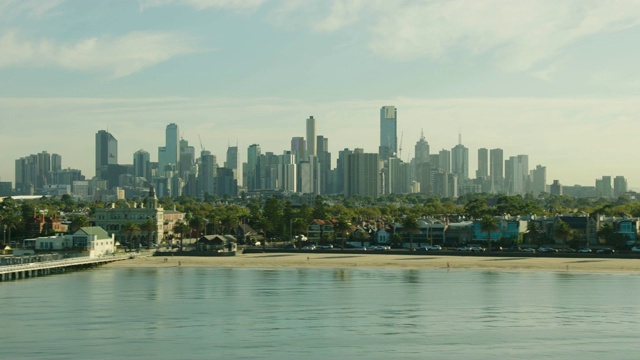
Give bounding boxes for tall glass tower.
[379,106,397,160]
[95,130,118,179]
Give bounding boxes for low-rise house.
[394,218,447,247]
[472,215,528,243]
[555,214,597,245]
[445,221,474,245]
[196,235,237,252]
[235,223,262,244]
[22,226,115,258]
[307,219,334,244]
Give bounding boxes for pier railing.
[0,254,141,275]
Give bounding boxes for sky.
[2,0,640,188]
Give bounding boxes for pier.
[0,254,137,281]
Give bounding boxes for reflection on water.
[1,268,640,360]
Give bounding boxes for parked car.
[317,244,334,250]
[426,245,442,251]
[522,248,536,253]
[578,247,592,253]
[301,245,316,250]
[538,246,558,253]
[596,248,615,254]
[632,246,640,253]
[468,245,486,252]
[456,246,470,251]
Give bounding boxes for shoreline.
[103,253,640,274]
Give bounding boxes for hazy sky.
[2,0,640,188]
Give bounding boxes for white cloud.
[0,0,65,19]
[368,0,640,72]
[139,0,264,12]
[0,31,200,78]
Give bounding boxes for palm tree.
[554,220,573,249]
[334,217,351,250]
[480,215,499,251]
[140,218,156,249]
[1,212,21,246]
[401,216,420,250]
[173,221,189,251]
[121,221,140,252]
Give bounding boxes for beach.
[104,252,640,273]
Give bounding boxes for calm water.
[2,266,640,359]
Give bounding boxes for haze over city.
[2,0,640,188]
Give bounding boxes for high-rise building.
[246,144,261,191]
[199,150,216,197]
[316,135,331,194]
[179,139,196,178]
[614,176,628,198]
[291,137,306,163]
[414,130,430,165]
[306,116,316,160]
[95,130,118,179]
[489,148,503,192]
[379,106,397,160]
[599,176,612,199]
[451,136,469,182]
[225,145,239,184]
[550,180,563,196]
[530,165,547,195]
[438,149,451,174]
[476,148,488,179]
[505,155,529,195]
[51,154,62,172]
[159,123,180,173]
[133,149,151,182]
[344,149,380,197]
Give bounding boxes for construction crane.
[198,134,205,152]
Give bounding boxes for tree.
[121,221,140,252]
[480,215,499,250]
[401,216,420,250]
[69,215,89,233]
[1,212,21,245]
[334,217,351,250]
[189,216,206,239]
[464,198,488,220]
[553,220,574,249]
[140,218,157,248]
[172,221,189,251]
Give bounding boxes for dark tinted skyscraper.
[95,130,118,179]
[379,106,397,160]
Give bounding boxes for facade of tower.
[614,176,628,197]
[379,106,397,160]
[95,130,118,179]
[133,149,151,182]
[530,165,547,195]
[476,148,488,179]
[489,148,504,192]
[290,137,306,163]
[451,143,469,182]
[159,123,180,173]
[344,149,380,197]
[414,130,430,165]
[306,116,316,160]
[246,144,261,191]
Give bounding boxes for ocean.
[2,266,639,359]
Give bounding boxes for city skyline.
[2,1,640,187]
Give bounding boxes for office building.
[379,106,397,160]
[95,130,118,179]
[306,116,316,160]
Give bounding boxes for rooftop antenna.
[198,134,205,152]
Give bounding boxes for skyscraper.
[246,144,261,191]
[95,130,118,179]
[614,176,628,197]
[489,148,503,192]
[306,116,316,160]
[379,106,397,160]
[225,145,239,181]
[530,165,547,195]
[476,148,488,179]
[344,149,381,197]
[451,135,469,182]
[159,123,180,173]
[290,137,305,163]
[133,149,151,182]
[414,130,430,165]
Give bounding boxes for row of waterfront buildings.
[2,106,632,200]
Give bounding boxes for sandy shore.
[104,252,640,273]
